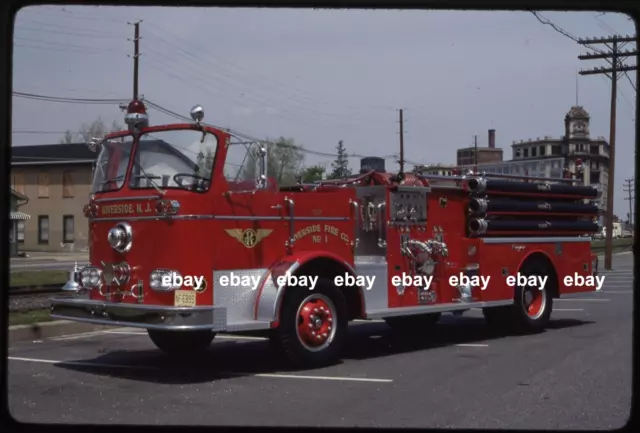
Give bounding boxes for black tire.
[271,278,348,368]
[483,259,554,334]
[511,259,554,333]
[384,312,441,332]
[147,329,216,355]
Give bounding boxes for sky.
[11,6,637,216]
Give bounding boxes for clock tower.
[564,105,590,139]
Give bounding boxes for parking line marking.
[556,298,610,302]
[252,373,392,382]
[103,331,267,341]
[103,331,146,335]
[456,343,488,347]
[7,357,392,383]
[553,308,584,312]
[600,291,632,294]
[49,330,112,341]
[353,319,385,323]
[218,335,267,341]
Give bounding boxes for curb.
[8,320,117,345]
[9,250,632,345]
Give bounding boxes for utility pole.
[623,177,634,228]
[398,109,405,173]
[128,20,143,100]
[578,34,637,269]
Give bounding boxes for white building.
[462,106,609,220]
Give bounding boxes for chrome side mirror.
[87,137,103,152]
[190,105,204,124]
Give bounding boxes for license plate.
[174,290,196,307]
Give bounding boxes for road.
[8,252,632,428]
[10,260,88,272]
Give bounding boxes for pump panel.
[389,186,429,227]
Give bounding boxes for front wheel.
[148,329,216,355]
[271,278,348,368]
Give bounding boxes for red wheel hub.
[297,297,334,349]
[524,288,544,318]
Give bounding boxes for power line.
[12,130,68,134]
[10,90,425,166]
[578,34,637,270]
[530,11,637,93]
[12,91,128,103]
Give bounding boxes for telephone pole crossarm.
[579,64,637,75]
[578,35,638,44]
[578,49,638,61]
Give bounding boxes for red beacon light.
[124,99,149,134]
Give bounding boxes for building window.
[63,215,75,243]
[523,149,529,157]
[515,149,521,158]
[38,215,49,244]
[37,173,50,198]
[540,146,545,155]
[62,171,74,198]
[13,173,26,195]
[16,221,25,243]
[531,147,537,157]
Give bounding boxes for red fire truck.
[50,99,600,367]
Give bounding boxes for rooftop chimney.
[488,129,496,148]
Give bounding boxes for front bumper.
[49,296,227,331]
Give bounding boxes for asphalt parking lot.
[8,253,633,428]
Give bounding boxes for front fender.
[253,250,357,324]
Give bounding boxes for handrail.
[315,170,376,188]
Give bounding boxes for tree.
[59,117,124,144]
[329,140,351,179]
[239,137,305,185]
[196,147,215,178]
[299,165,325,183]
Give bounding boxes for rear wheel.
[272,278,348,368]
[483,258,554,333]
[148,329,216,355]
[512,260,553,333]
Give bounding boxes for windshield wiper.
[131,159,166,196]
[101,175,124,185]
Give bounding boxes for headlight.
[107,222,133,253]
[149,269,182,291]
[80,266,102,288]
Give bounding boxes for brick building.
[456,129,504,166]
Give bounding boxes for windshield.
[130,129,218,192]
[91,136,134,193]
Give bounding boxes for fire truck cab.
[50,100,600,367]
